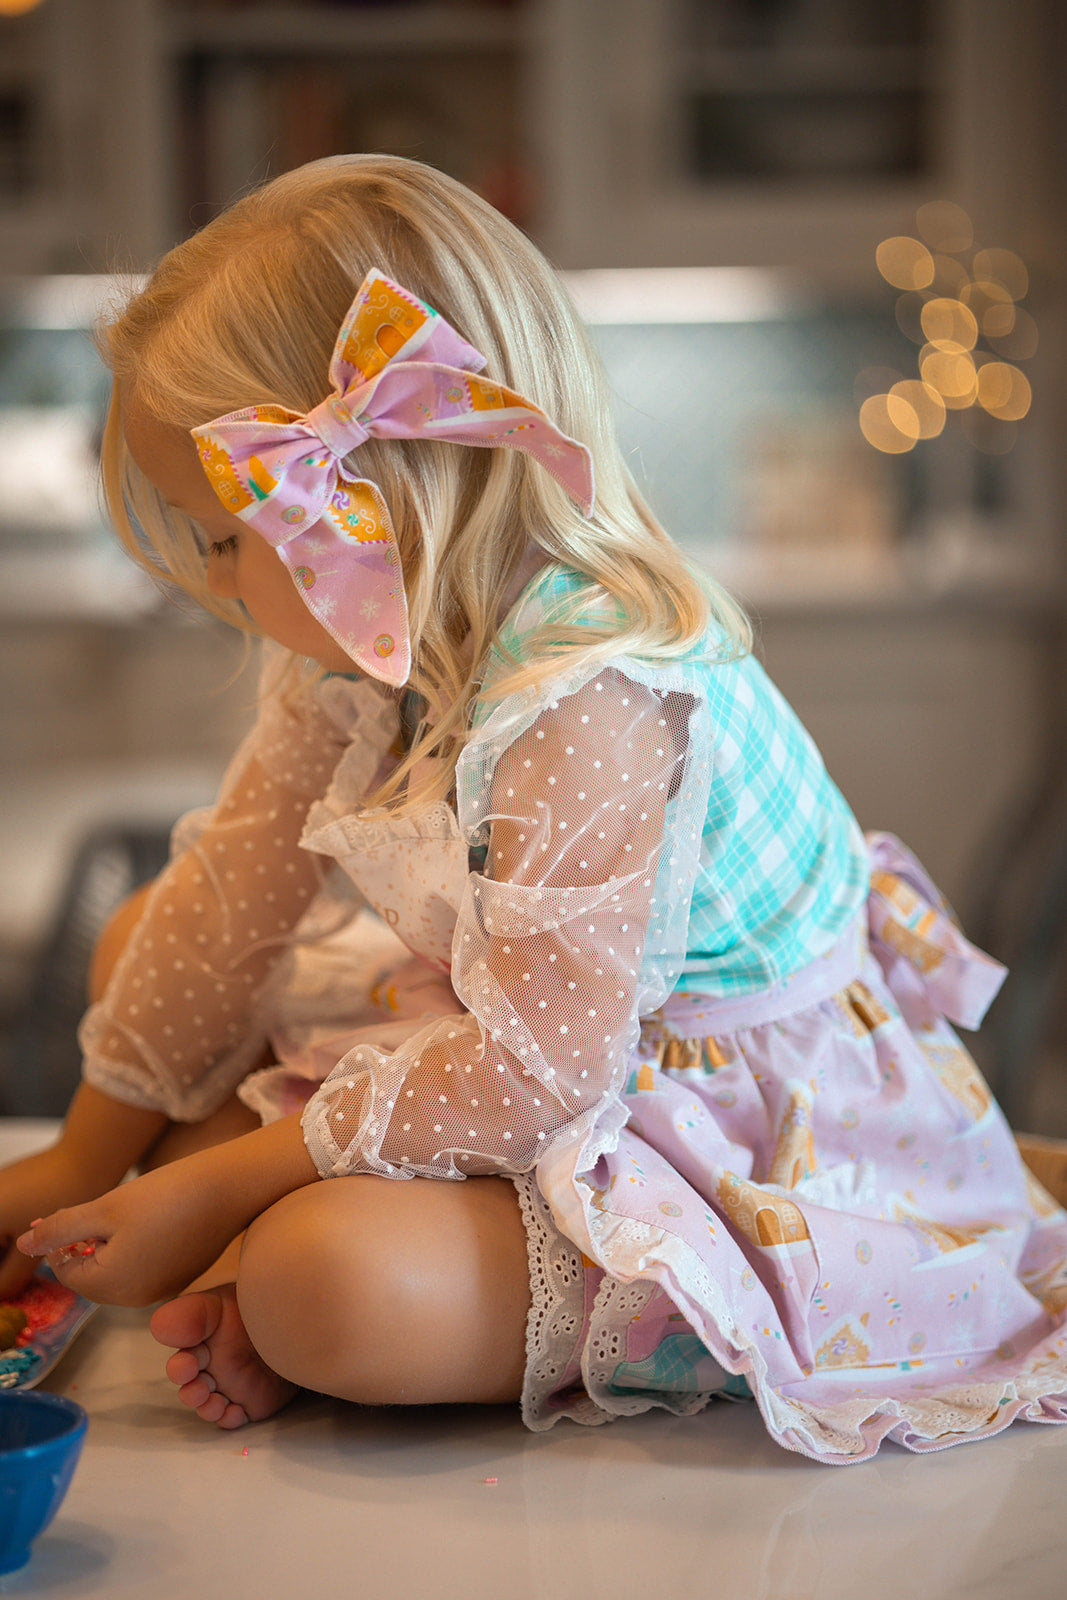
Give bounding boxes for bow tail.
[274,478,411,685]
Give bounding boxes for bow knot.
[305,392,373,458]
[193,270,594,685]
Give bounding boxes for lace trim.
[302,799,463,857]
[513,1174,610,1431]
[773,1372,1067,1463]
[579,1198,1067,1458]
[513,1175,729,1431]
[584,1275,723,1421]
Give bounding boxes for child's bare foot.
[149,1283,297,1429]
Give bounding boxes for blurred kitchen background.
[1,0,1065,1129]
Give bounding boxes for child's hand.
[0,1146,102,1298]
[15,1160,243,1307]
[0,1087,170,1298]
[15,1114,318,1307]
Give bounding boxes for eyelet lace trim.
[513,1173,608,1431]
[514,1174,725,1431]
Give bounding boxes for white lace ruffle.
[513,1173,608,1431]
[514,1173,724,1430]
[302,799,464,859]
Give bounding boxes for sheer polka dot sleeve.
[80,648,399,1121]
[301,668,706,1179]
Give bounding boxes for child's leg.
[88,880,155,1002]
[150,1173,531,1426]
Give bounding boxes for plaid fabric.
[681,639,868,992]
[489,564,868,998]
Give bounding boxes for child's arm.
[80,751,329,1113]
[0,721,325,1296]
[0,656,396,1293]
[81,653,398,1124]
[300,667,704,1180]
[16,1112,318,1307]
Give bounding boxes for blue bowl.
[0,1392,87,1574]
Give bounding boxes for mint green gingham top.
[471,563,869,1000]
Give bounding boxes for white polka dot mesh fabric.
[300,667,710,1179]
[80,648,399,1120]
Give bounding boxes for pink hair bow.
[192,269,594,685]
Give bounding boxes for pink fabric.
[526,836,1067,1459]
[192,270,594,684]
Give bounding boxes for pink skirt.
[520,835,1067,1461]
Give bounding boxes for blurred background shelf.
[166,2,535,51]
[0,1,1059,284]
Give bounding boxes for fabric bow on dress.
[192,269,595,685]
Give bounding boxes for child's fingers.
[16,1213,106,1299]
[37,1246,105,1302]
[15,1207,105,1261]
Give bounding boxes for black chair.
[0,823,172,1119]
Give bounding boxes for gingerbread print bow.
[192,270,595,685]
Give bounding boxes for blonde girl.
[5,155,1067,1461]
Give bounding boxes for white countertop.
[5,1118,1067,1600]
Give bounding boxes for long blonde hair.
[100,154,750,809]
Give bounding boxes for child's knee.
[235,1177,528,1405]
[236,1181,407,1399]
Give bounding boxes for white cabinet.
[1,0,544,273]
[1,1,1060,282]
[540,0,1061,284]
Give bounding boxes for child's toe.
[164,1345,206,1386]
[150,1289,224,1352]
[194,1389,230,1425]
[216,1401,249,1430]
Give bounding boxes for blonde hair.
[100,153,750,809]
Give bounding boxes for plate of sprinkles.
[0,1268,98,1389]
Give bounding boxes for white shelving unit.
[0,0,543,274]
[1,1,1058,282]
[538,0,1062,285]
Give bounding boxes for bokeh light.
[981,300,1016,339]
[986,306,1038,361]
[889,379,946,439]
[927,254,972,299]
[920,297,979,352]
[916,201,974,253]
[960,277,1014,331]
[976,361,1031,421]
[919,347,978,408]
[859,394,919,453]
[972,247,1028,301]
[863,205,1034,456]
[875,237,935,291]
[931,253,970,296]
